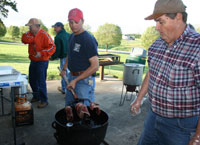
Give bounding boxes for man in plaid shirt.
[131,0,200,144]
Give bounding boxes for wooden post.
[100,66,104,80]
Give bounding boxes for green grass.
[97,39,148,80]
[0,39,148,80]
[98,52,148,80]
[0,36,21,43]
[0,43,61,80]
[99,39,144,52]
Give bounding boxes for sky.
[2,0,200,34]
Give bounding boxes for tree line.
[1,0,200,51]
[1,20,200,51]
[0,20,141,50]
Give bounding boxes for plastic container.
[130,98,143,116]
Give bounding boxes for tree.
[141,26,160,49]
[64,23,72,34]
[95,23,122,51]
[83,24,93,34]
[19,26,28,36]
[0,0,18,20]
[0,19,6,37]
[49,27,56,37]
[125,33,141,39]
[39,20,48,32]
[133,33,141,39]
[7,25,19,38]
[197,27,200,33]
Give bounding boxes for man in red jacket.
[22,18,56,108]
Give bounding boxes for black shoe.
[58,87,65,94]
[37,102,48,108]
[30,98,40,103]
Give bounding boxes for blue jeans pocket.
[177,116,198,132]
[79,77,89,85]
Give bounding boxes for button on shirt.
[148,25,200,118]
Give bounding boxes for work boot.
[30,98,40,103]
[57,86,65,94]
[37,102,48,108]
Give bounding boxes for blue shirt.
[68,31,98,72]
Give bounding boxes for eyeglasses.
[28,24,40,28]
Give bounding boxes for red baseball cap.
[68,8,83,22]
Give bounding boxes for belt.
[70,72,84,76]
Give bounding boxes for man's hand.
[34,52,41,58]
[67,79,77,90]
[188,135,200,145]
[60,69,66,77]
[130,99,142,115]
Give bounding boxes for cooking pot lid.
[66,122,73,127]
[124,63,144,67]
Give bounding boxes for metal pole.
[11,87,25,145]
[11,87,17,145]
[0,88,4,115]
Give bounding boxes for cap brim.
[145,13,164,20]
[25,23,32,26]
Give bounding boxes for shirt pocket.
[168,65,195,88]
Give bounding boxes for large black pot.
[52,107,109,145]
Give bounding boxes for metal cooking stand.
[119,63,145,106]
[119,84,140,106]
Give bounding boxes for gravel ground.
[0,75,149,145]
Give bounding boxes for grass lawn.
[98,39,143,52]
[0,36,21,43]
[112,39,144,51]
[0,40,148,80]
[0,43,61,80]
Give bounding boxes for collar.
[179,24,190,40]
[160,25,190,47]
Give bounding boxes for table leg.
[0,88,11,117]
[100,66,104,81]
[11,87,25,145]
[0,88,4,115]
[11,87,17,145]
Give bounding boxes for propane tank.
[15,94,32,111]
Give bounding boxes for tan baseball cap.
[145,0,186,20]
[25,18,40,26]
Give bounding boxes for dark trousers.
[29,61,49,103]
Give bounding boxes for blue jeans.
[90,76,95,102]
[29,61,49,103]
[137,109,198,145]
[60,58,69,92]
[65,73,94,106]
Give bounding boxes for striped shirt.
[148,25,200,118]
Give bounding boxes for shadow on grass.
[0,54,59,64]
[0,40,11,43]
[0,54,30,63]
[105,64,124,71]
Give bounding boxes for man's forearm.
[62,57,68,70]
[74,56,99,82]
[76,64,98,82]
[137,71,149,102]
[188,118,200,145]
[194,119,200,137]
